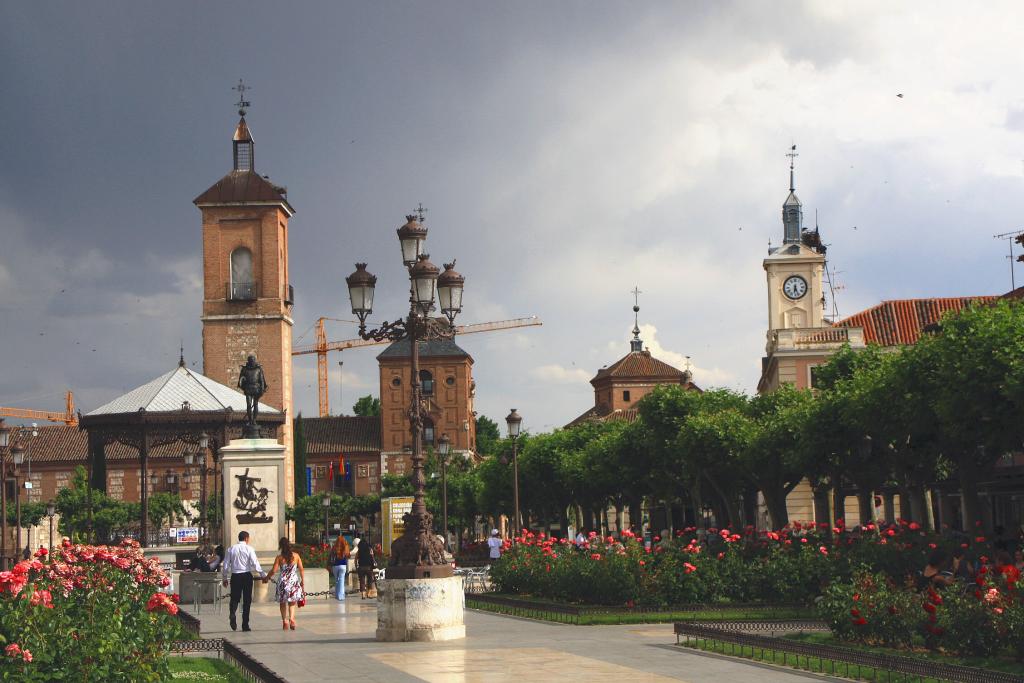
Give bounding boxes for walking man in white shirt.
[222,530,266,631]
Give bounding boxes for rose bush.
[490,520,997,608]
[820,567,1022,657]
[0,540,182,682]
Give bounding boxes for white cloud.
[530,364,591,385]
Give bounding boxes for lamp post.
[0,422,37,570]
[322,494,331,545]
[505,409,522,541]
[184,433,215,546]
[11,445,25,562]
[344,212,465,579]
[438,434,450,548]
[46,501,55,552]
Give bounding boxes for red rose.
[923,602,936,613]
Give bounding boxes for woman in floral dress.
[265,537,305,630]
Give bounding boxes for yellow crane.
[293,317,542,416]
[0,390,77,426]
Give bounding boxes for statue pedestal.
[376,576,466,642]
[220,438,287,563]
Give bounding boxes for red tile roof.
[10,426,193,464]
[835,297,997,346]
[301,416,380,455]
[592,350,688,384]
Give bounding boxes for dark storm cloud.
[2,1,1023,428]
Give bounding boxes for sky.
[2,1,1023,433]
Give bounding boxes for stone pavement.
[184,596,832,682]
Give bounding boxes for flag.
[328,460,334,482]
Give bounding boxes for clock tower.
[758,147,863,393]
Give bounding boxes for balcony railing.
[227,282,258,301]
[768,326,865,354]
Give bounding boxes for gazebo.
[79,358,283,547]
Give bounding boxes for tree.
[294,415,308,500]
[6,501,47,529]
[353,395,381,417]
[475,415,501,455]
[744,385,814,527]
[147,492,187,535]
[55,466,131,543]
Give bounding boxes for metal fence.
[674,622,1024,683]
[171,611,291,682]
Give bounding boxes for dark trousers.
[358,567,375,592]
[229,572,254,627]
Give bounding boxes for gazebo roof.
[86,365,279,417]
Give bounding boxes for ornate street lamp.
[438,434,451,548]
[344,212,464,579]
[0,423,36,569]
[10,445,25,563]
[505,409,522,541]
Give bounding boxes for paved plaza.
[183,597,833,682]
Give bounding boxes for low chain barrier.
[674,622,1024,683]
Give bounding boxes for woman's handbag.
[297,598,306,608]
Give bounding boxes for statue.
[237,355,267,438]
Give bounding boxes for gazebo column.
[140,430,149,548]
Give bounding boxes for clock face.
[783,275,808,300]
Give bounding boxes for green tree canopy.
[352,395,381,417]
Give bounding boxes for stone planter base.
[376,575,466,642]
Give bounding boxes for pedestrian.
[265,537,305,631]
[221,530,265,632]
[487,529,502,561]
[574,530,586,549]
[330,535,350,600]
[918,549,954,590]
[356,536,376,599]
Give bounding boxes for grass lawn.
[784,632,1024,676]
[168,656,247,682]
[467,594,815,625]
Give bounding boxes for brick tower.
[378,338,477,475]
[194,108,296,506]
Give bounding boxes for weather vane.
[631,286,642,309]
[413,202,428,222]
[233,78,252,116]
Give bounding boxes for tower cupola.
[233,116,254,171]
[630,287,643,353]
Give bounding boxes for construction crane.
[293,316,543,417]
[0,390,77,426]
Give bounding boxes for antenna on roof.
[179,341,186,368]
[994,229,1024,290]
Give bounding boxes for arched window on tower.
[420,370,434,396]
[422,417,435,447]
[229,247,255,300]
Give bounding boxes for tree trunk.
[958,458,985,533]
[813,487,831,530]
[763,488,790,529]
[857,490,874,525]
[908,485,929,529]
[883,493,895,523]
[832,486,847,525]
[744,487,759,528]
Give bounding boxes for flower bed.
[0,540,182,682]
[819,568,1024,659]
[489,521,994,608]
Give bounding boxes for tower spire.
[630,286,643,353]
[232,79,254,171]
[782,144,803,244]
